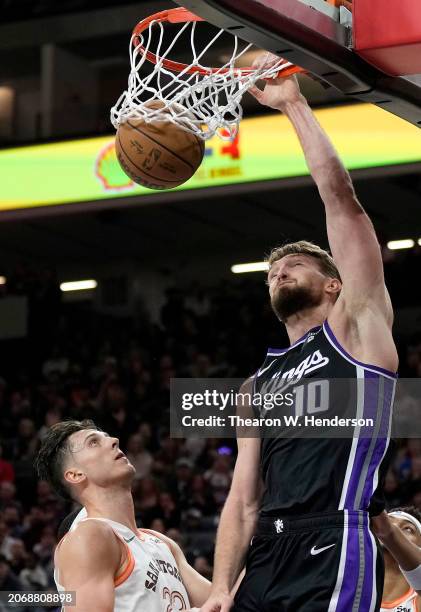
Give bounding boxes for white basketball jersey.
[381,588,418,612]
[54,511,190,612]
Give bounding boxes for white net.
[110,15,296,141]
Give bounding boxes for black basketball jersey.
[253,321,397,517]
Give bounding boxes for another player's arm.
[56,521,121,612]
[372,513,421,595]
[142,529,211,607]
[250,75,393,326]
[202,380,263,612]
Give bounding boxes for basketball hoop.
[110,7,304,141]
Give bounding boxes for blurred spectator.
[0,553,24,594]
[126,433,153,480]
[173,458,194,510]
[204,455,233,509]
[19,551,48,591]
[33,527,56,566]
[42,346,69,379]
[0,443,14,483]
[149,518,166,533]
[0,520,18,560]
[35,481,55,508]
[189,474,216,516]
[0,482,22,514]
[193,556,213,580]
[21,507,48,550]
[133,477,161,526]
[38,409,63,441]
[11,419,39,508]
[187,353,213,378]
[156,492,181,528]
[9,539,28,575]
[3,506,23,538]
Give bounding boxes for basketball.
[115,101,205,190]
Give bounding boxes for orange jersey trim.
[114,542,135,587]
[381,587,416,609]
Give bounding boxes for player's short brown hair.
[267,240,341,281]
[35,420,101,500]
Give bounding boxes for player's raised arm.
[55,521,121,612]
[249,71,392,325]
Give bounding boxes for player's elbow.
[318,165,358,207]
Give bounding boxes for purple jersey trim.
[323,320,397,379]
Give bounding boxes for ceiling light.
[231,262,269,274]
[387,239,415,250]
[60,280,98,292]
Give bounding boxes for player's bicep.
[326,203,390,316]
[58,525,119,612]
[63,571,115,612]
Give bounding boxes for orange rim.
[132,6,304,77]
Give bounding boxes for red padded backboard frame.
[354,0,421,76]
[176,0,421,128]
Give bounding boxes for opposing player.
[372,507,421,610]
[35,420,210,612]
[201,70,398,611]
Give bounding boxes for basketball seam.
[117,134,186,184]
[193,133,205,156]
[127,121,197,171]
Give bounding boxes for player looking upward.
[372,507,421,611]
[35,420,209,612]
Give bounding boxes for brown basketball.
[115,101,205,190]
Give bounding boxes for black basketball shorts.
[232,511,384,612]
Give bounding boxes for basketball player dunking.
[201,70,399,611]
[35,420,209,612]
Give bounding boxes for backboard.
[175,0,421,128]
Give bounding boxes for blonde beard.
[271,284,321,321]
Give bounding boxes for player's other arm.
[372,513,421,595]
[250,74,392,325]
[142,529,211,607]
[56,521,121,612]
[201,380,263,612]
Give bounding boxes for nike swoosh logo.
[123,535,136,543]
[310,544,335,556]
[257,360,276,377]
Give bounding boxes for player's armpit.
[56,520,121,612]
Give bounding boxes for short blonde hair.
[267,240,341,281]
